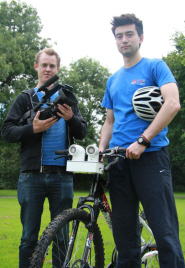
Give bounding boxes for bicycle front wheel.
[30,208,105,268]
[140,211,159,268]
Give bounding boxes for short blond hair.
[35,48,61,67]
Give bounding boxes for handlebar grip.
[117,147,126,153]
[104,159,117,172]
[102,148,111,154]
[55,149,69,155]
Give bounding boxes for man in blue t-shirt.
[2,48,87,268]
[99,14,185,268]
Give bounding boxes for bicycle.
[30,144,159,268]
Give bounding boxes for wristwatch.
[137,136,151,148]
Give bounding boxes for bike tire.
[30,208,105,268]
[140,211,159,268]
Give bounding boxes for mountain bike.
[30,144,159,268]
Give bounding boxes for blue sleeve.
[152,60,176,88]
[101,77,113,109]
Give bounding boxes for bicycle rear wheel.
[140,211,159,268]
[30,208,104,268]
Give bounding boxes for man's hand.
[33,111,58,133]
[126,141,146,160]
[57,104,73,121]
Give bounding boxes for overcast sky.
[13,0,185,73]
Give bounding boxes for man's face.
[34,52,59,86]
[115,24,143,58]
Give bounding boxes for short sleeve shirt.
[102,57,177,151]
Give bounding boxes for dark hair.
[111,13,143,37]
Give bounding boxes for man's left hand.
[57,104,73,121]
[126,141,146,160]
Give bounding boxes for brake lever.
[104,157,119,172]
[102,150,115,158]
[103,153,125,159]
[116,154,125,158]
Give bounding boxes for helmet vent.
[132,86,164,122]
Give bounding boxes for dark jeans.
[109,147,185,268]
[17,171,73,268]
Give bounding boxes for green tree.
[0,0,49,119]
[58,58,111,190]
[163,30,185,191]
[0,0,50,189]
[59,57,111,147]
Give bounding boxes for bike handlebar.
[102,146,126,155]
[55,146,126,158]
[54,146,126,173]
[55,149,69,155]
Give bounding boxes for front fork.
[83,232,94,266]
[64,175,109,267]
[63,219,80,267]
[63,202,99,268]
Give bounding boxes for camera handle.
[37,74,59,93]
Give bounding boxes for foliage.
[163,30,185,190]
[59,57,111,147]
[0,0,50,189]
[0,0,50,119]
[0,144,20,189]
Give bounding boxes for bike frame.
[64,172,158,267]
[61,173,113,267]
[54,144,158,267]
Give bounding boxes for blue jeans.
[17,171,73,268]
[109,147,185,268]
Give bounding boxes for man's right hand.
[33,111,58,133]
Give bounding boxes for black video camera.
[19,75,78,125]
[39,83,78,120]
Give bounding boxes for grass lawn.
[0,190,185,267]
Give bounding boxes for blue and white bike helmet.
[132,86,164,122]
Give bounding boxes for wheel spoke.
[140,212,159,268]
